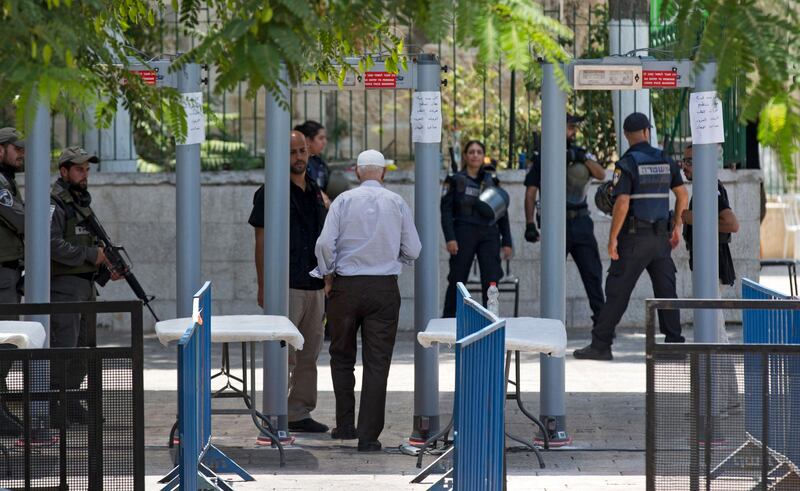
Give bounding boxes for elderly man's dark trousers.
[327,275,400,442]
[591,231,683,348]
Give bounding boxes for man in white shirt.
[312,149,421,452]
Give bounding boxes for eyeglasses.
[682,158,693,166]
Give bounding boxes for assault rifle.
[80,211,160,322]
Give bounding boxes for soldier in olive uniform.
[0,128,25,436]
[49,147,114,425]
[0,128,25,306]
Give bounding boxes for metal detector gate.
[537,57,719,443]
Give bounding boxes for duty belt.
[624,217,671,235]
[566,208,590,220]
[0,260,22,270]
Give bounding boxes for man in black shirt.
[249,131,329,435]
[524,115,607,324]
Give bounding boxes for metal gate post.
[691,62,720,343]
[411,53,442,443]
[262,65,291,438]
[539,63,570,444]
[175,62,203,319]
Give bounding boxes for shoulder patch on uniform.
[612,168,622,186]
[0,189,13,207]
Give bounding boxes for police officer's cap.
[623,112,652,133]
[567,114,584,125]
[0,128,24,148]
[58,146,99,167]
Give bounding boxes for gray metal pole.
[410,53,441,443]
[263,65,290,438]
[539,63,569,442]
[691,61,720,343]
[25,99,51,340]
[175,62,202,319]
[25,97,51,425]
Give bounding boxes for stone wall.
[28,168,762,332]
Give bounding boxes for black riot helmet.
[594,181,616,215]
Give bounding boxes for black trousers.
[50,276,95,391]
[443,223,503,317]
[327,275,400,442]
[591,231,683,348]
[566,215,605,321]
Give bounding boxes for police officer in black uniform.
[441,140,512,317]
[680,144,738,288]
[574,113,689,360]
[524,115,606,323]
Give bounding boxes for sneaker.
[331,424,358,440]
[288,418,329,433]
[357,440,382,452]
[256,432,295,446]
[573,344,613,360]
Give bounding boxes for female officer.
[441,140,513,317]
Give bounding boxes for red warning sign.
[364,71,397,89]
[642,70,678,88]
[131,70,157,86]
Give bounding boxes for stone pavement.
[140,326,695,490]
[141,269,793,489]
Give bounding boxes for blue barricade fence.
[160,282,252,490]
[452,282,506,491]
[742,278,800,467]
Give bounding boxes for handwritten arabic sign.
[178,92,205,146]
[411,91,441,143]
[689,91,725,145]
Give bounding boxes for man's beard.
[290,161,306,175]
[69,180,88,192]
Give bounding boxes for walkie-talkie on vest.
[77,211,160,322]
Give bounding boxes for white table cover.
[0,321,47,349]
[417,317,566,358]
[155,314,304,350]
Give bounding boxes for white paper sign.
[411,91,442,143]
[689,91,725,144]
[178,92,205,146]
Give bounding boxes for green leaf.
[42,44,52,65]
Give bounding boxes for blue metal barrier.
[160,282,252,490]
[742,278,800,467]
[452,283,506,491]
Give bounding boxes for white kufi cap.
[356,149,386,167]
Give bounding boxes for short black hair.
[293,120,325,139]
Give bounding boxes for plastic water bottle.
[487,282,500,316]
